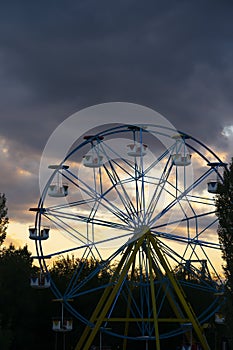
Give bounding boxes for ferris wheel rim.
[30,123,226,343]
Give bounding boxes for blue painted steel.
[30,124,226,342]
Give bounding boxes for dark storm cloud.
[1,0,233,228]
[1,0,233,136]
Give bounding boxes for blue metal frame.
[30,124,226,343]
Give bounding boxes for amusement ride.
[29,123,227,350]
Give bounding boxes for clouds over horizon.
[0,0,233,233]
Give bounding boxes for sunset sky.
[1,1,233,258]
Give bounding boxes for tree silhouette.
[0,193,8,246]
[216,158,233,344]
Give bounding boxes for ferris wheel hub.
[133,225,150,239]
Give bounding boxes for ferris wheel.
[29,124,226,350]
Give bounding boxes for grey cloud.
[1,1,233,108]
[0,0,233,228]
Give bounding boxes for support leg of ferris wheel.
[149,233,210,350]
[75,230,210,350]
[122,239,160,350]
[75,238,142,350]
[122,253,136,350]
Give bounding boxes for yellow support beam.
[75,241,135,349]
[123,254,136,350]
[101,317,191,322]
[74,231,211,350]
[147,248,186,322]
[149,233,210,350]
[75,236,145,350]
[147,235,160,350]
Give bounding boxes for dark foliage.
[216,160,233,289]
[0,245,230,349]
[0,193,8,246]
[215,158,233,346]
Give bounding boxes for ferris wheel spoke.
[64,169,104,204]
[134,164,141,221]
[159,194,201,241]
[102,161,139,223]
[43,213,94,245]
[143,145,174,176]
[47,195,131,227]
[45,209,132,231]
[98,139,137,176]
[151,209,217,231]
[185,194,216,207]
[66,163,131,225]
[62,169,98,199]
[63,254,93,298]
[146,162,174,222]
[150,239,183,266]
[65,168,134,225]
[34,229,134,261]
[132,164,148,225]
[66,260,113,298]
[93,195,132,225]
[148,167,215,227]
[138,161,147,224]
[111,164,143,222]
[191,217,219,242]
[45,197,102,212]
[67,245,127,297]
[150,229,220,249]
[143,149,174,221]
[82,165,140,225]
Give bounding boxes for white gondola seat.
[83,154,104,168]
[181,346,191,350]
[29,227,49,240]
[30,274,50,289]
[41,227,50,239]
[48,184,68,197]
[207,181,219,194]
[52,318,73,332]
[29,227,37,240]
[172,153,191,166]
[63,318,73,331]
[215,312,225,324]
[52,319,61,331]
[127,144,147,157]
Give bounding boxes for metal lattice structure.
[29,124,226,349]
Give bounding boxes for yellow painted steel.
[75,236,144,350]
[149,233,210,350]
[75,241,135,349]
[148,252,186,322]
[147,235,160,350]
[123,255,136,350]
[101,317,191,322]
[74,231,211,350]
[144,231,191,337]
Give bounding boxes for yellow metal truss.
[75,231,210,350]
